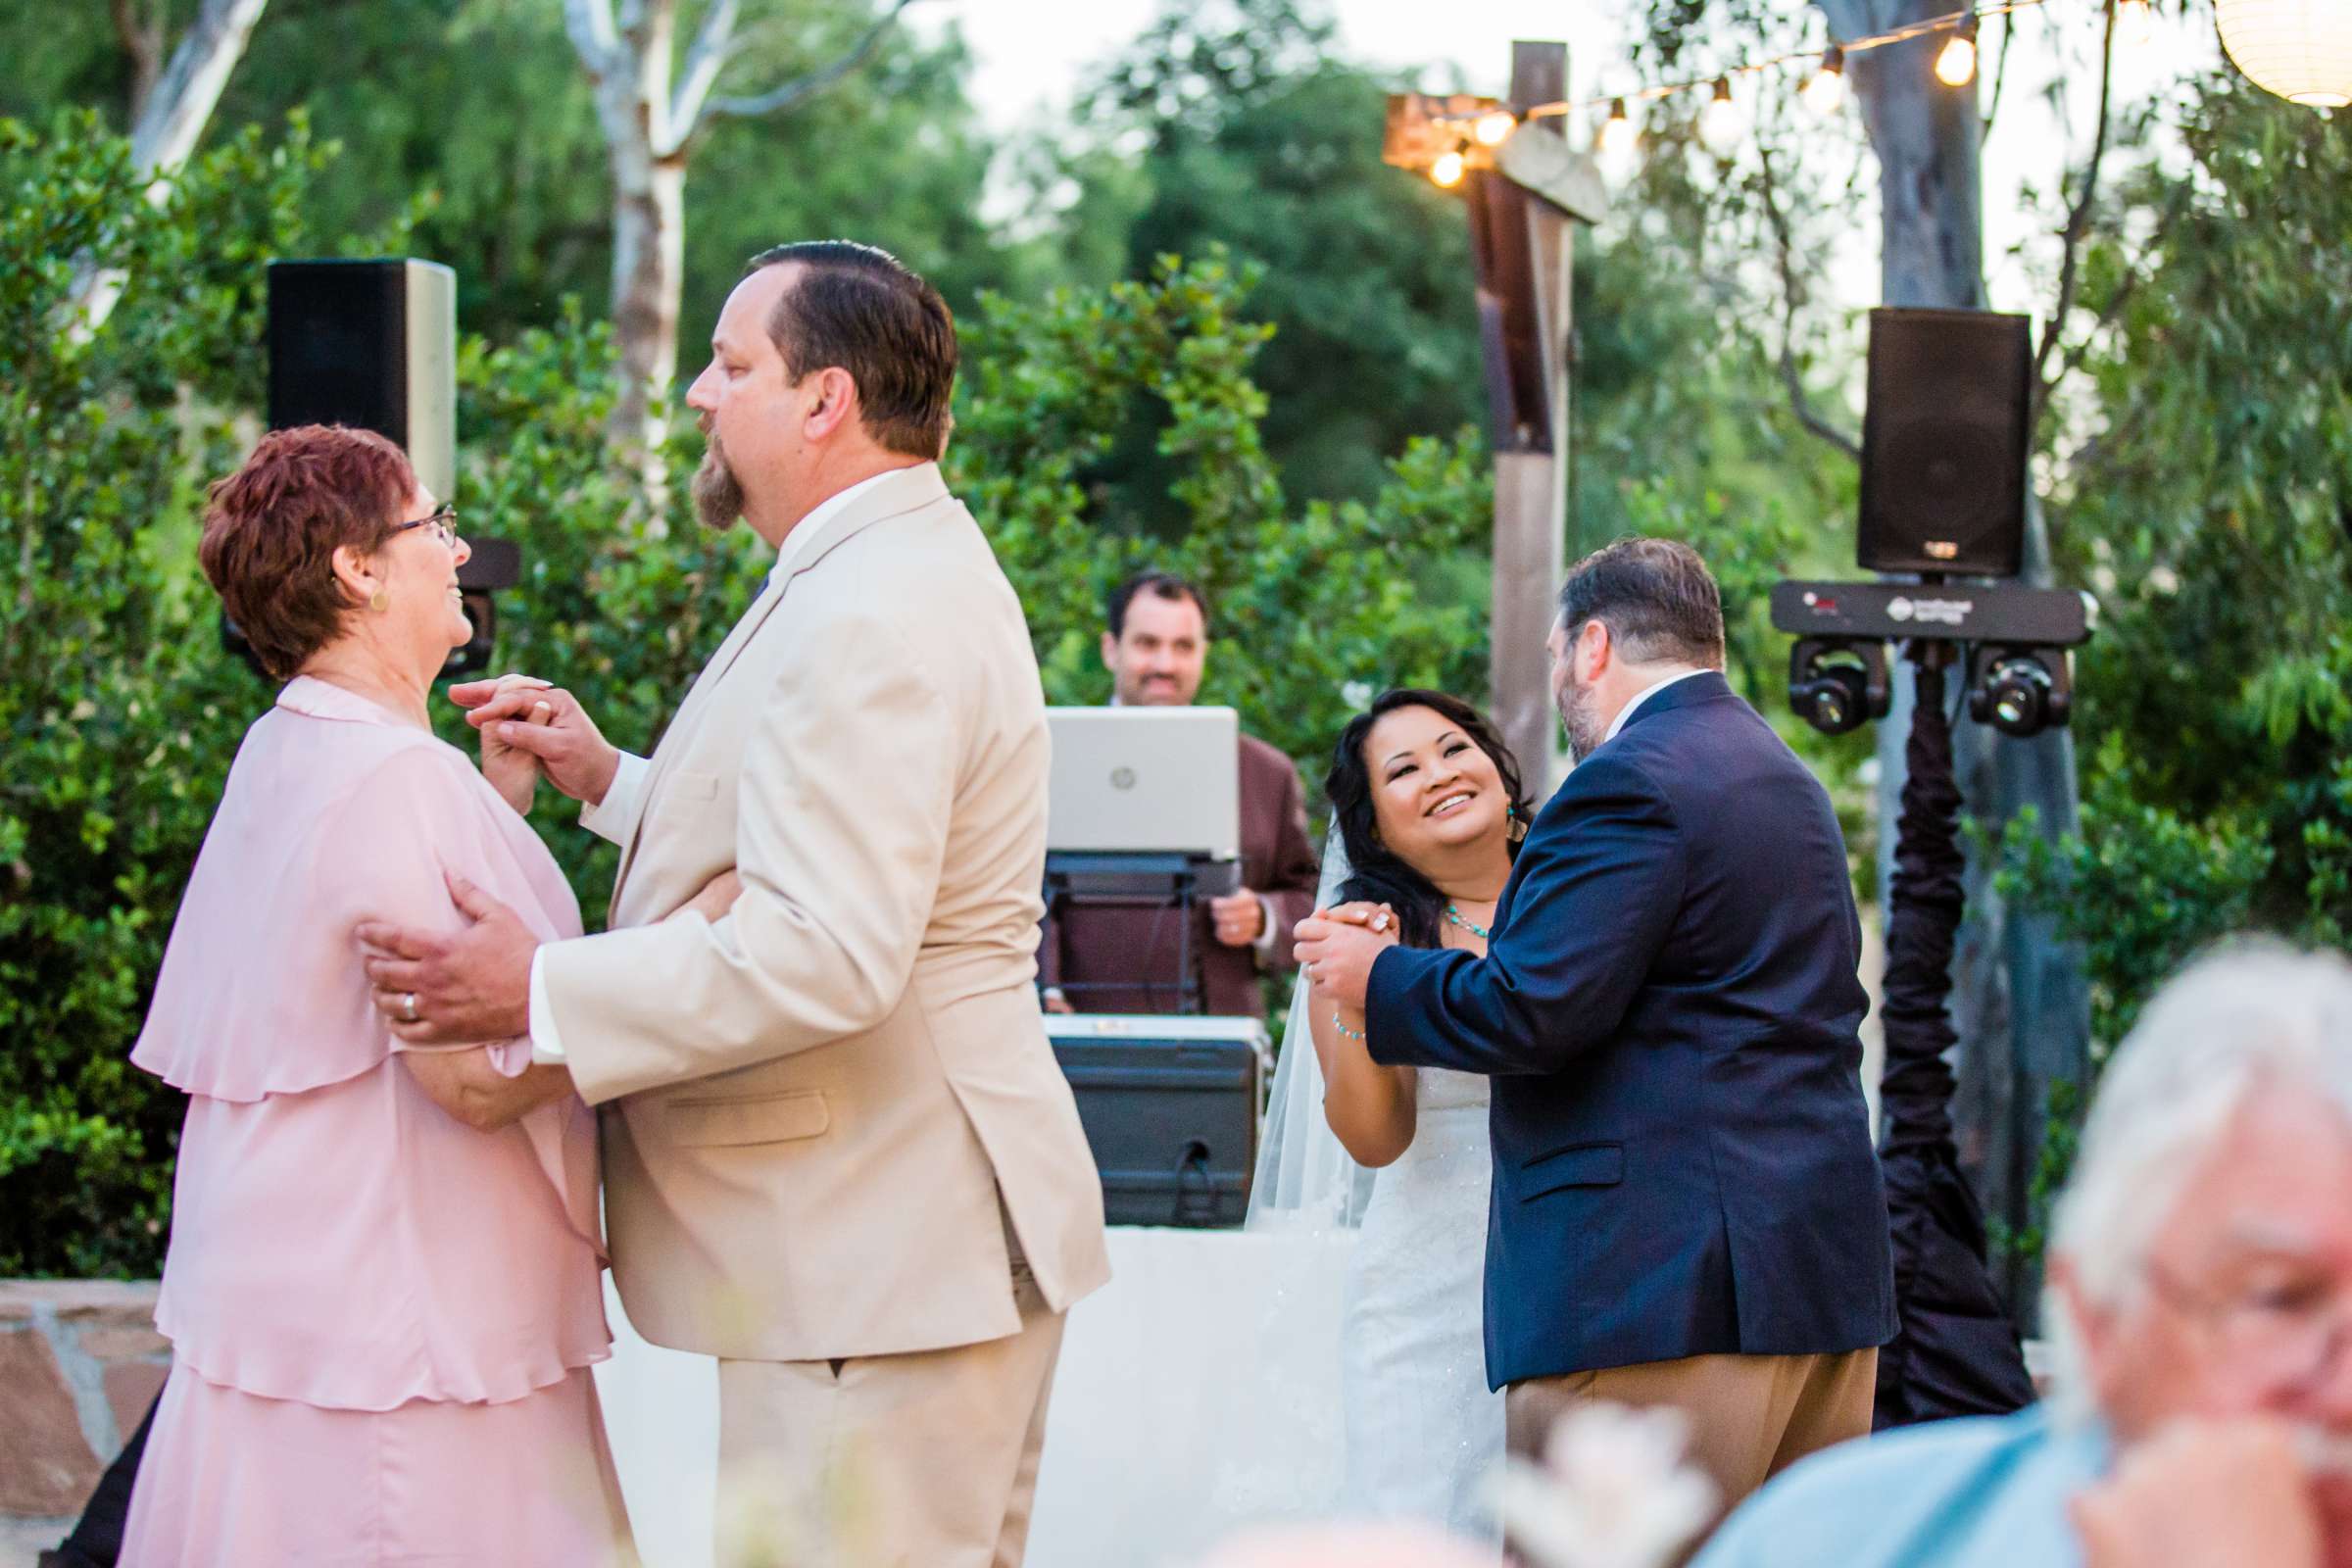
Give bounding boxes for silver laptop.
[1046,707,1240,859]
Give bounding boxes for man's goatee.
[691,446,744,531]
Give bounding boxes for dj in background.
[1040,572,1320,1019]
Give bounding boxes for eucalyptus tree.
[561,0,921,463]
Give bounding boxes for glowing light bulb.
[1431,147,1468,188]
[1597,97,1639,158]
[2114,0,2154,47]
[1803,46,1847,115]
[1936,18,1980,86]
[1473,110,1518,147]
[1701,75,1740,150]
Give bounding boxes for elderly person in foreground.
[117,424,688,1565]
[1693,942,2352,1568]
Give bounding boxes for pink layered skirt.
[121,1363,632,1567]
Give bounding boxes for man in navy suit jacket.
[1297,538,1893,1512]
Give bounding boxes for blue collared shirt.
[1693,1407,2107,1568]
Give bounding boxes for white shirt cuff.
[527,946,567,1065]
[1252,894,1281,956]
[579,752,650,845]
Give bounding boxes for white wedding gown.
[1340,1062,1505,1544]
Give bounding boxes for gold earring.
[368,589,389,612]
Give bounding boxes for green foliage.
[0,112,338,1274]
[2008,74,2352,1047]
[0,122,1486,1275]
[1072,0,1487,515]
[950,249,1489,798]
[0,1,1022,354]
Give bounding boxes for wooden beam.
[1485,40,1574,793]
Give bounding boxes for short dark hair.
[1325,689,1531,950]
[747,240,956,460]
[199,424,416,680]
[1556,537,1726,668]
[1106,570,1210,641]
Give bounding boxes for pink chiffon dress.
[120,676,632,1567]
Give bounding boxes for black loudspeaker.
[240,260,513,678]
[1858,307,2033,577]
[266,259,458,502]
[1045,1015,1263,1227]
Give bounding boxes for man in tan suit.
[360,241,1110,1565]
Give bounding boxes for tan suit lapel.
[607,464,954,916]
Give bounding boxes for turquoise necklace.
[1446,903,1494,940]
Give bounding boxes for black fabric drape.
[1873,657,2037,1428]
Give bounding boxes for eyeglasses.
[394,503,459,551]
[2146,1256,2352,1395]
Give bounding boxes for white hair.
[2042,941,2352,1413]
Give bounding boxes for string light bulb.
[1803,45,1847,114]
[1473,109,1518,147]
[1430,142,1469,188]
[1936,14,1980,86]
[1597,97,1639,158]
[1701,75,1740,150]
[2113,0,2154,47]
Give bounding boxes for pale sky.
[920,0,2230,316]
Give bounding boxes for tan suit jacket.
[539,464,1110,1363]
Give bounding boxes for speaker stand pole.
[1873,637,2036,1426]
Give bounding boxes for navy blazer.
[1365,671,1895,1388]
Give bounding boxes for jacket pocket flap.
[661,769,721,804]
[665,1090,829,1148]
[1519,1141,1624,1200]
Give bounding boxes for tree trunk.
[1818,0,2088,1326]
[565,0,919,497]
[608,142,686,474]
[125,0,270,182]
[74,0,271,332]
[110,0,167,123]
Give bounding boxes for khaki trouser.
[713,1263,1064,1568]
[1507,1348,1878,1516]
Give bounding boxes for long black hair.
[1324,688,1531,951]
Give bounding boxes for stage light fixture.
[1967,647,2071,737]
[1788,638,1891,737]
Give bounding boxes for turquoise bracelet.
[1331,1011,1367,1042]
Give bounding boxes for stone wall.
[0,1282,164,1523]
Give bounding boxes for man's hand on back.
[451,676,621,807]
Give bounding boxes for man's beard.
[691,436,744,531]
[1560,677,1605,762]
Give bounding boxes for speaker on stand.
[1857,308,2033,579]
[227,259,514,678]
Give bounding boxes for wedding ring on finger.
[402,992,418,1022]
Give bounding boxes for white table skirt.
[595,1226,1358,1568]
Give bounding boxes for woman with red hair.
[116,426,680,1564]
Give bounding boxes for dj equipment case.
[1045,1014,1268,1228]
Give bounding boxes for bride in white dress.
[1250,688,1532,1546]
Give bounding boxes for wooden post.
[1478,41,1575,794]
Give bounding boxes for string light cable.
[1426,0,2058,156]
